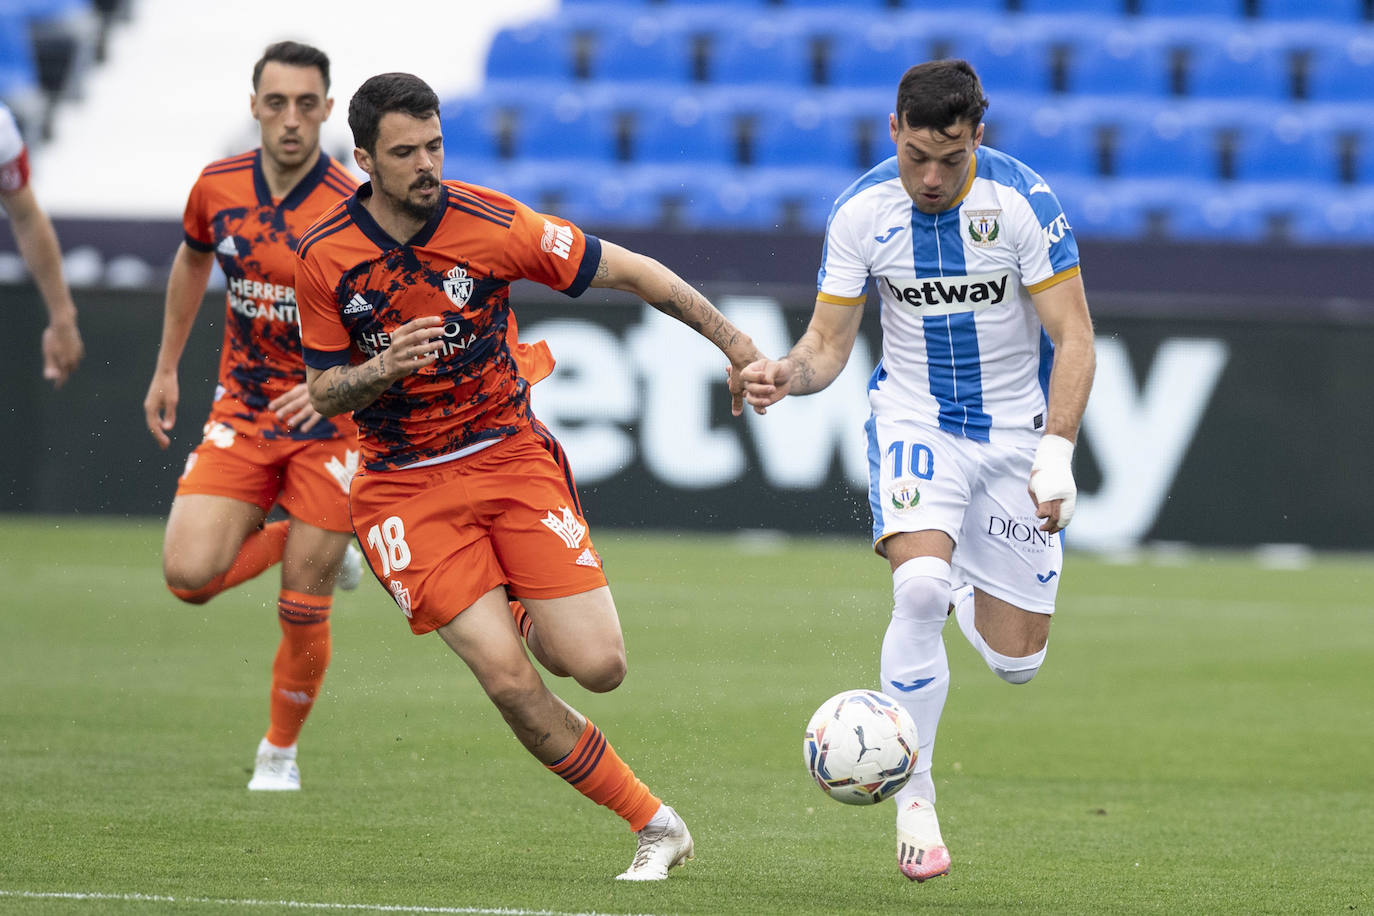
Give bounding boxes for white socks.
[880,556,953,805]
[953,587,1047,685]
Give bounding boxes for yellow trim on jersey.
[946,152,979,211]
[1026,265,1082,295]
[816,291,867,306]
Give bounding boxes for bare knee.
[163,560,222,603]
[572,651,627,693]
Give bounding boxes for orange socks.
[547,719,661,831]
[168,520,289,603]
[264,589,332,748]
[511,600,533,639]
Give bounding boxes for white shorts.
[865,415,1062,614]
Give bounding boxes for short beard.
[399,193,440,222]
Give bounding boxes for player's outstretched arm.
[590,240,762,416]
[143,243,215,448]
[741,299,864,414]
[0,182,83,387]
[1029,273,1095,533]
[305,316,445,417]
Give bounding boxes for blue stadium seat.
[1134,0,1243,15]
[1017,0,1128,14]
[1053,177,1158,240]
[988,106,1100,177]
[1256,0,1366,20]
[903,0,1010,11]
[941,25,1053,96]
[1305,34,1374,104]
[0,10,38,95]
[506,92,619,164]
[826,18,926,89]
[1181,33,1293,100]
[1111,110,1218,181]
[484,21,576,85]
[751,98,859,170]
[629,94,737,165]
[1231,116,1339,184]
[1162,185,1269,241]
[556,169,665,230]
[1289,189,1374,244]
[439,96,503,166]
[1061,24,1173,97]
[708,18,812,86]
[585,17,695,85]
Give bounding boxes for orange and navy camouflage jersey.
[182,149,358,440]
[296,180,599,471]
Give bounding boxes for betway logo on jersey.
[541,220,574,260]
[877,269,1013,316]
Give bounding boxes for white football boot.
[247,738,300,791]
[615,805,694,880]
[336,543,364,591]
[896,797,950,882]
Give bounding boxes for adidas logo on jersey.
[575,548,600,569]
[343,293,372,315]
[216,236,240,257]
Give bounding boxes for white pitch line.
[0,890,665,916]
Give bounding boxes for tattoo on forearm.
[649,281,740,352]
[316,357,390,415]
[789,340,820,393]
[595,256,610,281]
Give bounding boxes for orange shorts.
[348,424,607,635]
[176,405,356,533]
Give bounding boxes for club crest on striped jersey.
[443,265,474,306]
[966,209,1001,247]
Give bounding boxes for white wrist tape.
[1030,434,1077,527]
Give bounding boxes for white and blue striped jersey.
[817,146,1080,449]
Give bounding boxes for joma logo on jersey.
[1042,212,1072,247]
[879,273,1008,308]
[541,220,574,259]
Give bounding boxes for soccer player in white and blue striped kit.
[741,60,1095,883]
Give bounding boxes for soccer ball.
[803,689,919,805]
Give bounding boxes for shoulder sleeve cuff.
[563,233,602,298]
[184,233,215,253]
[817,290,867,306]
[1026,265,1081,295]
[303,347,353,370]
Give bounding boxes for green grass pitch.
[0,515,1370,915]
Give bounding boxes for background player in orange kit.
[0,99,84,387]
[295,72,765,881]
[142,41,364,791]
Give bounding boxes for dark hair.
[348,73,441,154]
[252,40,331,93]
[895,59,989,138]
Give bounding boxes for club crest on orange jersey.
[443,265,474,306]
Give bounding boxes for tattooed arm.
[738,298,865,415]
[306,316,445,416]
[590,240,763,414]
